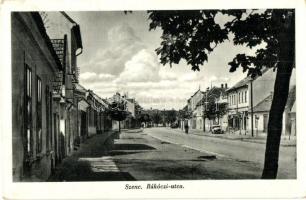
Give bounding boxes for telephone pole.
[250,79,254,137]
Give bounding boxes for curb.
[174,129,296,147]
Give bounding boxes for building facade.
[12,12,63,181]
[227,67,296,136]
[187,89,204,129]
[227,79,250,133]
[12,12,123,182]
[43,11,83,157]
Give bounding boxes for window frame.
[36,76,43,154]
[25,64,33,157]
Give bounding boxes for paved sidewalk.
[174,128,296,146]
[48,131,119,181]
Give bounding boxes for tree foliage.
[108,101,130,121]
[178,106,192,120]
[151,111,162,125]
[138,113,151,123]
[201,89,227,120]
[148,9,294,78]
[164,110,178,124]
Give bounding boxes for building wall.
[112,120,119,131]
[227,87,249,110]
[12,13,60,181]
[196,117,203,130]
[249,69,276,107]
[126,100,135,117]
[219,114,228,131]
[282,71,296,135]
[193,105,203,130]
[52,98,61,165]
[247,112,269,133]
[87,107,97,136]
[227,69,280,134]
[43,12,81,155]
[43,12,73,73]
[77,99,88,138]
[246,68,296,134]
[190,90,204,111]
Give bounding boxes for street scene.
[48,128,295,181]
[11,10,296,181]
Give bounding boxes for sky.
[67,11,256,110]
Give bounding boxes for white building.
[227,67,296,135]
[187,89,204,129]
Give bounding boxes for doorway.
[263,114,268,132]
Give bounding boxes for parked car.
[211,125,224,134]
[170,123,179,128]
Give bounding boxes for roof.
[60,12,77,24]
[226,77,251,92]
[60,12,83,51]
[102,98,110,106]
[31,12,62,70]
[291,101,296,113]
[196,87,226,107]
[226,67,271,93]
[182,105,188,111]
[87,90,109,108]
[252,94,273,112]
[189,88,204,99]
[74,84,87,98]
[285,85,296,111]
[75,83,87,93]
[126,98,135,103]
[252,85,296,113]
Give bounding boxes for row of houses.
[181,67,296,137]
[12,11,82,181]
[11,12,139,182]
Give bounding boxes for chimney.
[206,87,209,92]
[221,84,224,88]
[225,83,228,89]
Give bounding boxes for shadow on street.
[113,143,156,150]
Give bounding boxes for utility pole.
[236,90,240,135]
[250,79,254,137]
[163,108,165,127]
[202,95,205,132]
[215,97,219,124]
[203,92,208,132]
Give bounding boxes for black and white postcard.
[1,0,306,199]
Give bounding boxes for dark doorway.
[81,111,88,139]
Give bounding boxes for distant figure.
[184,124,189,134]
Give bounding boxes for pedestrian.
[184,123,189,134]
